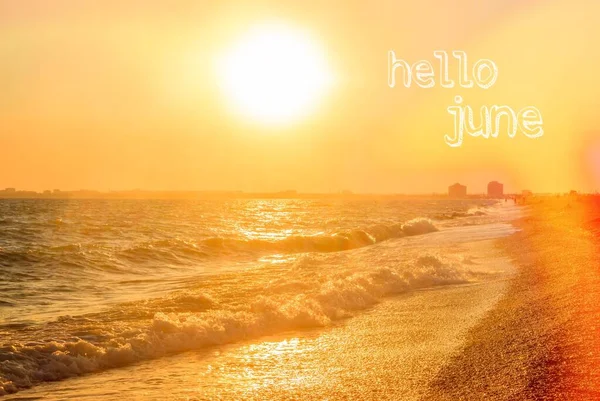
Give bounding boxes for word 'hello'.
[387,50,544,147]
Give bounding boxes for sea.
[0,198,521,399]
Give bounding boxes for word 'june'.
[387,50,543,147]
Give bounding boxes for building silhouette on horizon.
[487,181,504,198]
[448,183,467,198]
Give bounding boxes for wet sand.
[424,198,600,400]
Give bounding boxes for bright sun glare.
[218,23,332,125]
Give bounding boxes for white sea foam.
[0,251,484,396]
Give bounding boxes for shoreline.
[424,199,600,400]
[9,281,511,401]
[5,236,516,400]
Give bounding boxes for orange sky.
[1,0,599,194]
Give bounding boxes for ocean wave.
[0,250,41,267]
[432,208,487,221]
[1,219,439,277]
[199,218,438,254]
[102,219,440,265]
[118,239,210,264]
[0,253,472,396]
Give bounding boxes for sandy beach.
[2,1,599,399]
[425,197,600,400]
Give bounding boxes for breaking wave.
[432,208,487,221]
[111,218,439,262]
[0,218,439,279]
[0,253,472,396]
[199,218,437,254]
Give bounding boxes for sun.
[217,22,332,125]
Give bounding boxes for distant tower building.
[448,183,467,198]
[487,181,504,198]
